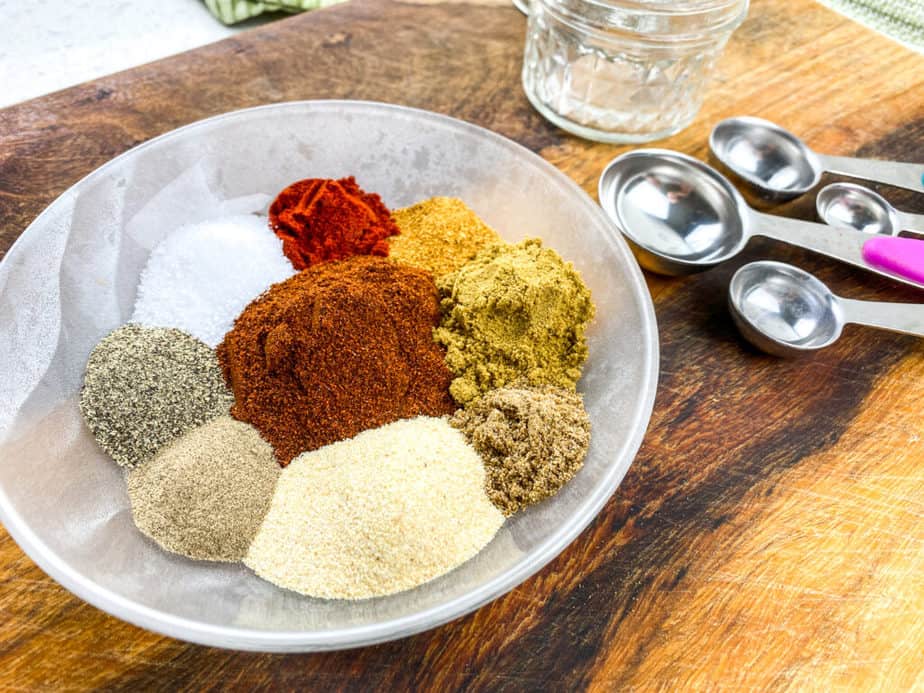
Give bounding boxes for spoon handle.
[838,297,924,338]
[897,210,924,235]
[751,212,924,289]
[862,237,924,285]
[818,154,924,193]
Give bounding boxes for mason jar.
[522,0,749,143]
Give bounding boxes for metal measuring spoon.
[597,149,924,289]
[728,261,924,356]
[816,182,924,237]
[709,116,924,201]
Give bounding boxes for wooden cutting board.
[0,0,922,688]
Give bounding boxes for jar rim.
[576,0,745,13]
[532,0,749,42]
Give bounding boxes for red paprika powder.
[217,256,455,465]
[269,176,400,270]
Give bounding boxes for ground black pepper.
[80,324,232,468]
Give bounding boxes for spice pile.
[451,384,591,516]
[269,177,399,270]
[217,256,454,464]
[246,417,504,599]
[132,215,294,347]
[389,196,501,276]
[80,176,597,601]
[435,238,594,404]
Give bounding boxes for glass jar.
[522,0,749,143]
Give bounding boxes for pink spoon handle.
[862,236,924,285]
[751,212,924,289]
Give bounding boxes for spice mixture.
[80,324,232,468]
[80,175,600,601]
[245,417,504,599]
[434,238,595,404]
[269,177,400,270]
[128,416,280,562]
[132,215,294,347]
[218,256,455,465]
[451,384,591,515]
[389,197,501,277]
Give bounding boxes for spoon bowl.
[598,149,749,275]
[710,117,924,201]
[816,182,899,235]
[729,261,843,356]
[817,182,924,237]
[710,117,821,200]
[729,261,924,356]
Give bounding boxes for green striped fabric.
[203,0,923,52]
[817,0,923,51]
[204,0,347,25]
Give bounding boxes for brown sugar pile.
[451,383,591,515]
[217,256,455,465]
[389,197,501,278]
[269,176,400,270]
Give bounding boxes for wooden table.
[1,0,923,688]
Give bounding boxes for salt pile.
[132,215,295,347]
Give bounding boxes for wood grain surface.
[1,0,923,689]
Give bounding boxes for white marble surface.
[0,0,268,108]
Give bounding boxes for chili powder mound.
[269,176,400,270]
[217,256,455,465]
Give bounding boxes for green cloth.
[205,0,923,50]
[204,0,923,50]
[817,0,924,51]
[204,0,346,25]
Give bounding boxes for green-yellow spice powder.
[434,238,594,404]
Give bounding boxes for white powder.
[245,416,504,600]
[132,214,295,347]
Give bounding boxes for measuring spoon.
[709,116,924,201]
[816,182,924,237]
[597,149,924,289]
[728,260,924,356]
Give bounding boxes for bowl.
[0,101,658,651]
